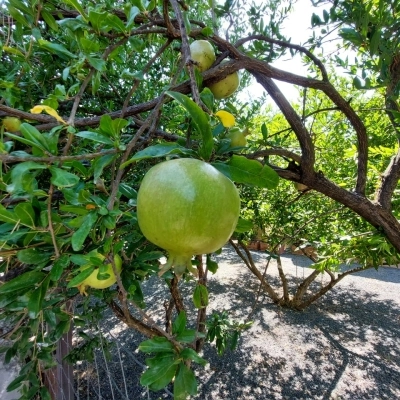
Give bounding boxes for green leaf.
[126,6,140,30]
[75,131,114,145]
[118,183,137,199]
[6,373,29,392]
[49,166,80,188]
[71,212,98,251]
[4,132,45,153]
[200,87,214,110]
[353,76,363,89]
[0,204,18,224]
[50,254,70,281]
[175,329,197,343]
[212,155,279,189]
[166,91,213,161]
[136,250,164,262]
[14,202,35,227]
[172,311,187,335]
[0,271,46,294]
[234,217,253,233]
[339,28,363,46]
[28,276,50,319]
[93,154,116,180]
[39,386,52,400]
[87,56,106,71]
[104,13,126,32]
[139,337,175,353]
[67,266,95,287]
[180,348,207,366]
[91,71,101,95]
[193,284,208,308]
[120,143,194,168]
[261,123,268,140]
[63,0,88,19]
[17,248,51,265]
[206,255,218,274]
[132,0,146,12]
[99,114,128,138]
[145,352,176,368]
[53,319,71,341]
[201,26,214,36]
[20,124,52,152]
[8,6,29,26]
[38,39,77,59]
[41,9,59,31]
[140,361,178,391]
[7,162,47,197]
[174,363,197,399]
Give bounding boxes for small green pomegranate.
[77,254,122,295]
[137,158,240,277]
[190,40,216,72]
[208,61,240,99]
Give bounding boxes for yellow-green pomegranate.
[137,158,240,277]
[2,117,22,132]
[190,40,216,72]
[208,61,240,99]
[228,127,247,147]
[78,254,122,295]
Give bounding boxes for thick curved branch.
[250,71,315,178]
[376,53,400,209]
[0,104,54,123]
[318,82,368,195]
[375,147,400,210]
[234,34,329,81]
[248,148,302,164]
[238,54,368,194]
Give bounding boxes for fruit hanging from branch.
[77,254,123,295]
[137,158,240,278]
[189,40,216,72]
[208,61,240,99]
[228,127,248,147]
[2,116,22,132]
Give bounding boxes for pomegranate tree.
[137,158,240,277]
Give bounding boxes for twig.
[121,39,173,117]
[0,149,117,164]
[47,185,60,259]
[169,0,202,105]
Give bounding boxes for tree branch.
[247,148,302,164]
[250,71,315,179]
[235,34,329,81]
[0,149,117,164]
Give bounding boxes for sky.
[239,0,328,104]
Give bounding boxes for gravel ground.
[75,246,400,400]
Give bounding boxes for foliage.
[0,0,400,398]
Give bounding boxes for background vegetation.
[0,0,399,398]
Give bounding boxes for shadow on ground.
[75,249,400,400]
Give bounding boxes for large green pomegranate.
[137,158,240,277]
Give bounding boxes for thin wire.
[97,325,116,400]
[112,333,129,399]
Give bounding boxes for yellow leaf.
[215,110,235,128]
[30,105,67,124]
